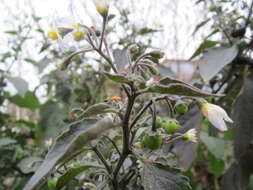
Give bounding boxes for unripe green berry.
[142,131,163,150]
[163,120,180,134]
[175,103,188,115]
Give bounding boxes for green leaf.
[24,58,38,65]
[137,27,159,35]
[7,76,29,96]
[190,40,219,60]
[142,162,191,190]
[207,153,224,177]
[56,165,92,189]
[147,77,222,98]
[104,72,131,83]
[199,45,238,81]
[5,30,18,35]
[24,116,119,190]
[200,132,227,159]
[0,137,16,147]
[9,91,40,109]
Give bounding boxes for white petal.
[207,109,228,131]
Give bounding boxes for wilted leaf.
[142,162,191,190]
[199,45,238,81]
[7,76,29,96]
[24,116,119,190]
[190,40,219,60]
[9,91,40,109]
[113,49,131,72]
[200,132,227,159]
[56,165,92,189]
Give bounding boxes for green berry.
[175,103,188,115]
[142,132,163,150]
[163,120,180,134]
[156,118,166,128]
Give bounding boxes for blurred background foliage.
[1,0,253,189]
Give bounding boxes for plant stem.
[113,95,136,188]
[99,16,107,50]
[91,145,112,175]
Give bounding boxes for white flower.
[200,102,233,131]
[183,128,197,143]
[93,0,109,16]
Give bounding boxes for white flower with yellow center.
[183,128,197,143]
[93,0,109,16]
[200,102,233,131]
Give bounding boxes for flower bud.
[93,0,109,16]
[200,102,233,131]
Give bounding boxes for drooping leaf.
[147,77,222,98]
[142,162,191,190]
[104,72,132,83]
[24,116,119,190]
[190,40,219,60]
[7,76,29,96]
[9,91,40,109]
[199,45,238,81]
[200,132,227,159]
[56,165,92,189]
[113,49,131,72]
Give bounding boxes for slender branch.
[129,96,167,131]
[165,98,175,118]
[99,16,107,50]
[151,99,157,132]
[129,100,153,131]
[245,0,253,27]
[91,145,112,175]
[103,135,122,157]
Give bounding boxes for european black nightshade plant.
[24,1,232,190]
